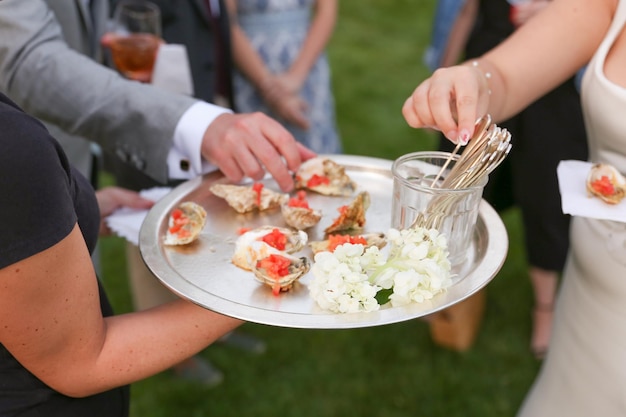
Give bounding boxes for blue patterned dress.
[233,0,342,154]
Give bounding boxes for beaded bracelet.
[471,60,492,95]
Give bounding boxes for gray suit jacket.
[0,0,198,184]
[150,0,234,105]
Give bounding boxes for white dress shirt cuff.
[167,101,233,180]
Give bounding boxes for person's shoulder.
[0,95,56,153]
[0,94,49,143]
[0,94,68,180]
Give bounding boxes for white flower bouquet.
[309,227,453,314]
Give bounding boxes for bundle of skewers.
[412,114,512,230]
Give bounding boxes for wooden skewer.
[431,141,462,187]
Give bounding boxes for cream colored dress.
[517,1,626,415]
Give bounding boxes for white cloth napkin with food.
[557,160,626,223]
[105,187,172,245]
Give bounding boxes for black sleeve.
[0,96,77,269]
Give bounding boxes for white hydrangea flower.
[309,227,453,314]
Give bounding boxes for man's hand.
[201,112,317,192]
[95,187,154,235]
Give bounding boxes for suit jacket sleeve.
[0,0,200,183]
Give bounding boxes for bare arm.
[224,0,272,90]
[0,225,242,397]
[223,0,312,129]
[403,0,615,143]
[282,0,338,90]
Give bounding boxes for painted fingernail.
[458,129,470,145]
[446,130,458,143]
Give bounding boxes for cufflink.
[180,159,190,171]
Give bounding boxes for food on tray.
[309,232,387,254]
[281,190,322,230]
[294,157,356,196]
[163,201,207,245]
[209,182,287,213]
[253,253,311,295]
[586,163,626,205]
[232,226,308,271]
[324,191,370,235]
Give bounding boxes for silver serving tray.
[139,155,508,329]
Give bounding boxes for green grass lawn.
[99,1,541,415]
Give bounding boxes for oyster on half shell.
[324,191,371,235]
[210,183,287,213]
[309,232,387,255]
[253,252,311,295]
[232,226,308,270]
[586,163,626,205]
[281,191,322,230]
[282,204,322,230]
[294,157,356,196]
[163,201,207,245]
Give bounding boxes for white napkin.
[557,160,626,222]
[151,44,194,96]
[105,187,172,246]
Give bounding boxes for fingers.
[402,66,484,145]
[296,142,317,162]
[95,187,154,219]
[256,116,302,191]
[113,188,154,210]
[279,98,310,129]
[100,32,115,48]
[202,113,308,192]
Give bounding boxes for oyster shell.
[309,232,387,254]
[232,226,308,270]
[294,157,356,196]
[163,201,207,245]
[253,252,311,295]
[281,191,322,230]
[586,163,626,205]
[210,182,287,213]
[324,191,371,235]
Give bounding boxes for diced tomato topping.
[327,234,368,252]
[327,205,349,228]
[260,228,288,250]
[288,190,310,209]
[591,175,616,196]
[256,254,291,279]
[177,229,191,239]
[237,227,252,235]
[169,210,189,234]
[272,284,281,296]
[306,174,330,188]
[252,182,264,206]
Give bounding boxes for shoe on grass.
[218,331,267,355]
[172,356,223,388]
